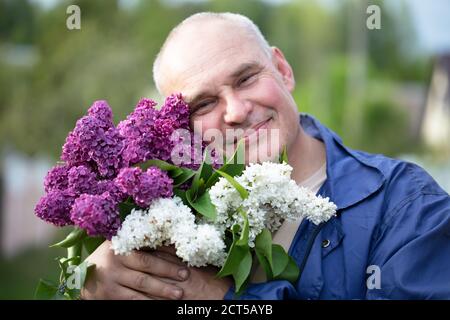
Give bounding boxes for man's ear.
[271,47,295,92]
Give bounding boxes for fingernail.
[173,288,183,299]
[178,268,189,280]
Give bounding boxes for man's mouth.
[231,117,272,145]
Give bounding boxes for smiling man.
[82,12,450,300]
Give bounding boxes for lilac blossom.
[70,192,121,240]
[67,165,97,196]
[44,164,70,193]
[115,167,173,208]
[34,190,75,227]
[61,115,124,178]
[96,179,126,203]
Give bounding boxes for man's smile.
[243,117,273,141]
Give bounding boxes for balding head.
[152,12,272,95]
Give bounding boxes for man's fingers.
[157,245,177,256]
[121,250,189,281]
[117,270,184,300]
[113,285,153,300]
[152,250,185,266]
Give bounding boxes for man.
[81,12,450,300]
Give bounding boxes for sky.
[28,0,450,55]
[407,0,450,54]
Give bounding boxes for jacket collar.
[300,113,386,210]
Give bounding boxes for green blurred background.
[0,0,449,299]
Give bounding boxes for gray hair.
[152,12,272,94]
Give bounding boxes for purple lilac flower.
[96,179,126,203]
[87,100,114,129]
[61,131,90,167]
[134,167,173,207]
[117,99,158,166]
[44,164,70,193]
[67,165,98,196]
[150,118,178,162]
[118,95,192,166]
[159,94,190,127]
[91,127,124,178]
[34,190,75,227]
[70,192,121,240]
[61,115,124,178]
[117,98,158,139]
[114,167,142,196]
[151,94,191,162]
[115,166,173,208]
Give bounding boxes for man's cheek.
[251,77,285,106]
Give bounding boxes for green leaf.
[192,151,214,196]
[217,242,248,278]
[186,191,217,220]
[255,229,273,269]
[205,140,245,189]
[34,279,64,300]
[216,242,252,293]
[138,159,179,171]
[170,168,184,178]
[138,160,196,187]
[50,228,86,248]
[274,255,299,283]
[271,244,290,277]
[233,249,252,293]
[231,224,241,241]
[173,169,196,187]
[118,201,137,221]
[214,169,248,199]
[188,176,201,200]
[255,250,273,281]
[225,139,246,165]
[83,237,104,255]
[279,145,289,163]
[236,208,249,246]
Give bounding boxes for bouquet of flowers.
[34,94,336,299]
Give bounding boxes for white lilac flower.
[111,196,192,255]
[110,208,163,255]
[175,223,226,267]
[111,196,226,267]
[209,162,337,247]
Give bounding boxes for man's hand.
[176,266,233,300]
[149,249,233,299]
[81,241,190,300]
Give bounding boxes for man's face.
[159,21,300,163]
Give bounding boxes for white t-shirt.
[250,162,328,283]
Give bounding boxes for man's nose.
[223,93,252,125]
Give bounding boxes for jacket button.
[322,239,331,248]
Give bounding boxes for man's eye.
[192,100,215,115]
[197,101,212,109]
[237,73,256,87]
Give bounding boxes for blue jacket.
[225,114,450,300]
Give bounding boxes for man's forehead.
[159,21,268,95]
